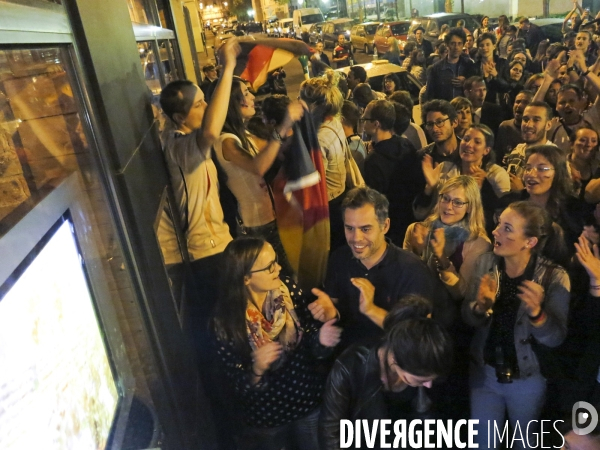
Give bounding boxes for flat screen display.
[0,218,119,449]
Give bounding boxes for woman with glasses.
[501,144,584,256]
[416,124,510,236]
[212,237,341,450]
[213,77,303,275]
[404,176,491,300]
[319,295,453,449]
[462,200,570,450]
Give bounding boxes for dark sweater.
[364,135,424,243]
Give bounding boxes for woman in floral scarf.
[211,237,340,450]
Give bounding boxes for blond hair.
[423,175,487,241]
[300,69,344,122]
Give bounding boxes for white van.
[293,8,324,39]
[276,18,294,38]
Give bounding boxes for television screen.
[0,217,119,449]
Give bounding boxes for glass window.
[138,41,162,98]
[390,23,410,35]
[127,0,149,24]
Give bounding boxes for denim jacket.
[462,252,570,379]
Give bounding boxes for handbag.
[321,124,365,189]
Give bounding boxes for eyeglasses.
[359,117,376,122]
[440,194,469,208]
[425,117,451,129]
[523,166,555,174]
[249,255,279,274]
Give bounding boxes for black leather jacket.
[319,345,425,450]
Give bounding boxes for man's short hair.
[477,32,497,46]
[368,99,396,131]
[353,83,376,108]
[349,65,367,83]
[519,17,530,24]
[464,76,486,91]
[457,19,465,27]
[559,83,586,100]
[203,64,216,73]
[414,26,425,33]
[507,25,517,33]
[393,103,411,136]
[525,101,553,120]
[444,27,467,45]
[341,100,361,132]
[262,94,291,126]
[389,90,414,113]
[421,99,457,123]
[450,96,473,112]
[341,187,389,225]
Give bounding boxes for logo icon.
[572,401,598,436]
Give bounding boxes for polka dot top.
[215,277,331,428]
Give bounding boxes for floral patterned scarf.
[246,281,303,355]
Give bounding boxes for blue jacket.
[425,54,477,102]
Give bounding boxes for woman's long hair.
[212,237,266,356]
[507,201,568,265]
[300,69,344,128]
[525,145,573,218]
[222,77,254,155]
[423,175,487,241]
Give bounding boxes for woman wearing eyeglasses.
[501,144,585,257]
[462,200,570,450]
[404,176,491,301]
[211,237,341,450]
[416,124,510,236]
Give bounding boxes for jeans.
[470,364,546,450]
[237,407,321,450]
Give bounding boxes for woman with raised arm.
[404,176,491,300]
[462,201,570,450]
[212,237,341,450]
[213,77,303,275]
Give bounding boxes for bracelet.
[528,310,545,322]
[271,129,282,142]
[582,69,591,77]
[435,255,451,272]
[567,66,577,73]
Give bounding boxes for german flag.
[234,38,312,91]
[271,113,330,290]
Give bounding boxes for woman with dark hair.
[213,78,303,274]
[408,48,427,85]
[567,127,600,200]
[212,237,341,450]
[495,15,509,39]
[500,60,526,112]
[473,15,491,41]
[462,200,571,450]
[502,144,585,252]
[418,124,510,235]
[382,72,402,97]
[319,296,453,449]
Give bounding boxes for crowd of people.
[158,7,600,447]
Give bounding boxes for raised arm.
[221,102,304,176]
[196,38,240,153]
[533,54,563,103]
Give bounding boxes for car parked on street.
[373,21,411,55]
[408,13,479,43]
[321,18,355,48]
[350,22,379,54]
[275,18,295,38]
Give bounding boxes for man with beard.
[425,28,476,102]
[417,99,460,165]
[495,90,534,163]
[362,100,424,243]
[502,101,554,192]
[463,76,506,136]
[311,187,453,349]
